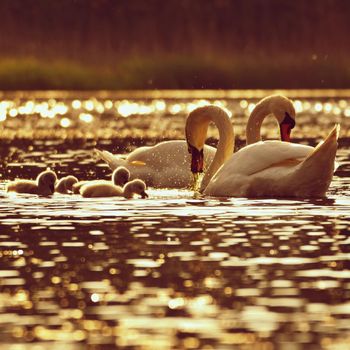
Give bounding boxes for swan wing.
[220,141,314,176]
[94,149,127,170]
[96,140,216,188]
[126,141,215,168]
[205,141,314,197]
[205,127,338,198]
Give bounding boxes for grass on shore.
[0,55,349,90]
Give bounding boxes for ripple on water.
[0,102,350,348]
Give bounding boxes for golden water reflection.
[0,92,350,349]
[0,185,349,349]
[0,90,350,140]
[1,96,350,121]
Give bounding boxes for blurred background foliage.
[0,0,349,89]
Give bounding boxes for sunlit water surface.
[0,91,349,350]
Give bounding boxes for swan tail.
[304,124,339,163]
[295,125,339,197]
[94,149,126,170]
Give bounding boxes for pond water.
[0,90,349,350]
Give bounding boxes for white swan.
[186,95,338,198]
[7,170,57,196]
[80,179,148,198]
[72,166,130,194]
[94,141,216,188]
[55,175,79,194]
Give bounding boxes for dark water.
[0,92,350,350]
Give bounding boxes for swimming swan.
[186,95,338,198]
[94,141,216,188]
[7,170,57,196]
[80,179,148,198]
[72,166,130,194]
[55,175,79,194]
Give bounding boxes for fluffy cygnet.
[7,170,57,196]
[72,166,130,194]
[81,179,148,199]
[55,175,79,194]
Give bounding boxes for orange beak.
[279,112,295,142]
[280,124,292,142]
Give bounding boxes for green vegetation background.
[0,0,349,90]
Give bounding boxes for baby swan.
[72,166,130,194]
[55,175,79,194]
[81,179,148,199]
[7,170,57,196]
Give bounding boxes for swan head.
[37,170,57,194]
[186,105,230,173]
[123,179,148,199]
[186,107,215,148]
[63,175,79,191]
[268,95,296,142]
[112,166,130,186]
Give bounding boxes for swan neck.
[246,102,270,145]
[200,112,234,192]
